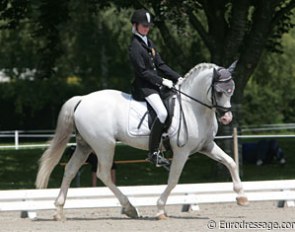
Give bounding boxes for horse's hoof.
[156,210,168,220]
[121,206,140,218]
[53,213,66,221]
[157,214,169,220]
[236,196,249,206]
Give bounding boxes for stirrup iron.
[147,151,170,171]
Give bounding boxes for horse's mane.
[182,63,218,86]
[184,63,218,79]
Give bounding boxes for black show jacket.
[129,35,180,100]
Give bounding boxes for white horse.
[35,62,249,220]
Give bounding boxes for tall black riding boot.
[147,117,170,167]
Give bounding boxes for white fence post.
[233,127,239,174]
[14,130,19,150]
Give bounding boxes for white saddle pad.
[127,95,179,137]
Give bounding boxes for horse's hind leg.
[93,143,140,218]
[201,142,249,206]
[54,137,91,220]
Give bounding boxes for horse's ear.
[213,68,220,81]
[228,60,238,74]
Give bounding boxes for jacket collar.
[135,32,148,45]
[133,34,152,50]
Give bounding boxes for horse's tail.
[35,96,82,189]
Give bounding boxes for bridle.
[172,75,234,116]
[210,76,235,116]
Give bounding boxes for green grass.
[0,138,294,190]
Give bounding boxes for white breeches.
[145,93,168,123]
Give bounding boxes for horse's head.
[181,61,237,125]
[211,61,236,125]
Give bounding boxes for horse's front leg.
[201,142,249,206]
[157,152,188,219]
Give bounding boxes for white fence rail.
[1,129,295,150]
[0,180,294,219]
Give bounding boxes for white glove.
[176,77,184,86]
[162,78,174,89]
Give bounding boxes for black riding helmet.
[131,9,153,26]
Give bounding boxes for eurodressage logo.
[207,220,295,230]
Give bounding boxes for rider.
[129,9,183,167]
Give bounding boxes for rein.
[172,86,232,113]
[172,87,213,109]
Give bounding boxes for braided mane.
[184,63,218,79]
[180,63,218,90]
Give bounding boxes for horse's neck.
[180,65,218,132]
[182,67,213,103]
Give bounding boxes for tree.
[242,27,295,125]
[57,4,134,91]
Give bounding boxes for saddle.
[127,87,178,150]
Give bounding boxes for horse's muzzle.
[218,111,233,125]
